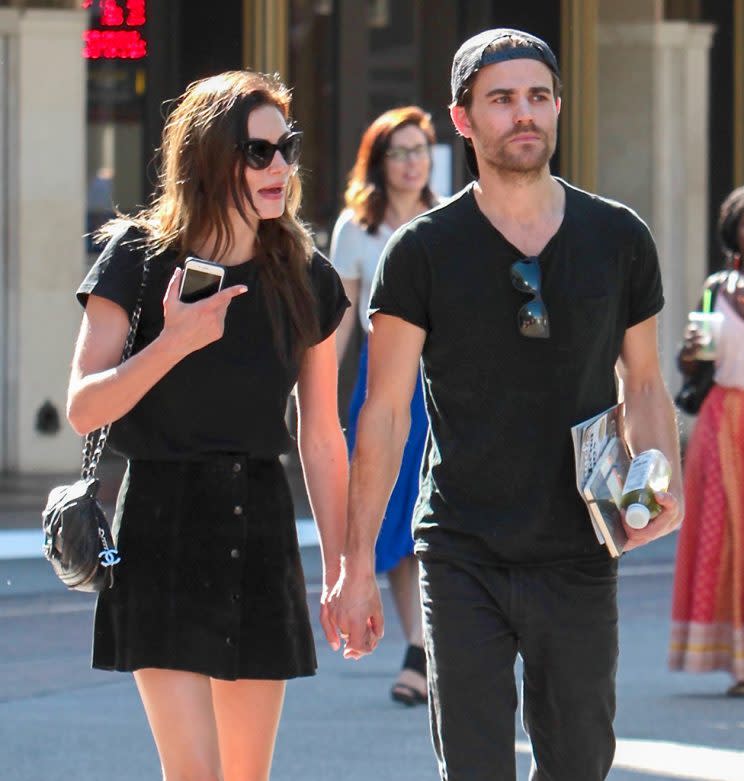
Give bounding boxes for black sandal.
[391,644,428,706]
[726,681,744,697]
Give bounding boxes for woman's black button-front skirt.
[92,456,317,681]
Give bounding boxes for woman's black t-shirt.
[77,226,349,461]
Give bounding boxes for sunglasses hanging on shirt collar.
[510,257,551,339]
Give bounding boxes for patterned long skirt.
[669,384,744,681]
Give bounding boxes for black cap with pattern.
[450,28,560,105]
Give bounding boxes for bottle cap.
[626,503,650,529]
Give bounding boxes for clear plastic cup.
[687,311,724,360]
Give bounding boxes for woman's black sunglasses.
[510,257,551,339]
[237,130,303,170]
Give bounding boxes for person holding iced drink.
[670,186,744,696]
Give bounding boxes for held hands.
[318,560,344,652]
[622,490,683,552]
[161,268,247,359]
[324,558,384,659]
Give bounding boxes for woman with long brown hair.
[330,106,437,705]
[66,70,349,779]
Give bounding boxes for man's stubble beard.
[474,122,557,181]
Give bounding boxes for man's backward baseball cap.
[450,29,560,177]
[450,28,560,104]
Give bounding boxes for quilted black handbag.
[674,361,715,415]
[42,474,119,591]
[42,260,148,592]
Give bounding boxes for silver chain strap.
[81,259,150,481]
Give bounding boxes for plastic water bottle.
[620,449,672,529]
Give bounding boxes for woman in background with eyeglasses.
[330,106,438,706]
[66,70,349,780]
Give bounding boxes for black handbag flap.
[43,478,100,518]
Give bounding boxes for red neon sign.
[83,1,147,60]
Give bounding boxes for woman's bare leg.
[388,555,426,699]
[211,678,286,781]
[388,554,423,643]
[133,668,221,781]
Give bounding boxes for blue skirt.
[346,337,428,573]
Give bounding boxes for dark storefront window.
[368,2,420,119]
[84,0,147,257]
[700,1,734,270]
[288,0,339,251]
[287,0,438,247]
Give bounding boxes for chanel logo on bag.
[98,549,121,567]
[98,528,121,567]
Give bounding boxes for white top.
[714,293,744,389]
[329,209,394,332]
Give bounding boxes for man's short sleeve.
[329,210,362,280]
[368,228,430,331]
[309,250,351,343]
[76,225,147,317]
[627,218,664,328]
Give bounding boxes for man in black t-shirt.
[329,29,683,781]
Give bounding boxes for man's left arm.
[617,315,684,551]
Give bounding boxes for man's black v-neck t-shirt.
[77,226,349,461]
[369,180,664,565]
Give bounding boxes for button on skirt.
[92,456,317,680]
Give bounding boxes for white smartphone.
[179,257,225,303]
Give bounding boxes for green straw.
[703,287,712,313]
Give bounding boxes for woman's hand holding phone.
[160,268,248,359]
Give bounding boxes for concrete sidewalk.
[1,529,723,781]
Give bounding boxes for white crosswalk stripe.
[516,739,744,780]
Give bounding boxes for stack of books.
[571,404,632,558]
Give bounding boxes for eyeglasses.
[237,130,303,170]
[385,143,430,163]
[510,257,550,339]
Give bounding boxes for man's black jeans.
[419,555,619,781]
